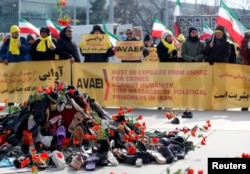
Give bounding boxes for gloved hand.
[171,50,177,59]
[143,49,149,57]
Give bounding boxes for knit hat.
[143,34,151,41]
[92,25,103,32]
[215,25,225,35]
[40,27,50,35]
[188,27,197,35]
[27,34,36,41]
[177,34,185,42]
[162,31,172,39]
[10,25,20,33]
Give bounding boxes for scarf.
[36,36,54,52]
[161,39,176,54]
[9,37,20,55]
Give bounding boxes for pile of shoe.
[0,81,198,171]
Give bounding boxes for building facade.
[0,0,87,32]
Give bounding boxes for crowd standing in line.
[0,24,248,67]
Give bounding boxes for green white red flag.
[216,0,246,46]
[46,16,61,38]
[150,18,179,45]
[19,18,40,36]
[173,0,181,37]
[200,24,213,41]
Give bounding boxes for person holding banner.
[56,26,80,63]
[0,25,29,65]
[142,34,158,62]
[156,31,178,62]
[80,25,114,62]
[30,27,57,61]
[181,27,205,62]
[203,26,230,65]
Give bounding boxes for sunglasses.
[126,32,132,35]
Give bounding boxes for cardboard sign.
[143,47,159,62]
[115,41,144,60]
[80,34,109,53]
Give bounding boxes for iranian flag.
[19,18,40,36]
[200,24,213,41]
[173,0,181,37]
[102,21,119,46]
[150,18,179,45]
[151,18,174,38]
[216,0,246,46]
[46,16,61,38]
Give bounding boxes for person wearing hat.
[0,25,29,65]
[156,31,178,62]
[80,24,114,62]
[181,27,205,62]
[142,34,158,62]
[120,28,142,63]
[203,25,230,65]
[30,27,57,61]
[176,34,185,62]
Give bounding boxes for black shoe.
[157,146,174,164]
[177,148,185,160]
[121,153,137,165]
[171,117,180,124]
[241,108,248,111]
[136,151,150,164]
[182,111,193,118]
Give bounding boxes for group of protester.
[0,25,80,64]
[1,24,250,66]
[154,25,243,65]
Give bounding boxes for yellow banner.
[72,63,105,105]
[73,63,212,109]
[115,41,143,60]
[212,63,250,110]
[0,60,70,102]
[142,47,159,62]
[80,34,109,53]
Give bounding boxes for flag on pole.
[173,0,181,37]
[150,18,179,45]
[151,18,174,38]
[19,18,40,36]
[102,20,120,46]
[216,0,246,46]
[200,24,213,41]
[46,16,61,38]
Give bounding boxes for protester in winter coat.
[203,25,230,65]
[30,27,57,61]
[239,30,250,65]
[80,25,114,62]
[56,26,80,63]
[181,27,205,62]
[0,25,29,64]
[157,31,178,62]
